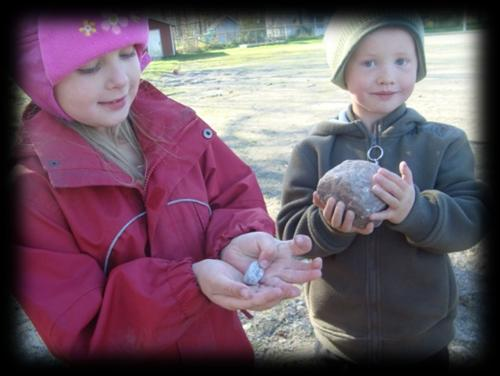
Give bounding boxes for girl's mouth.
[99,96,126,110]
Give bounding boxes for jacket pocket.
[380,250,453,339]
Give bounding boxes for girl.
[13,14,322,363]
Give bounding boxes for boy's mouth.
[372,91,398,100]
[372,91,397,95]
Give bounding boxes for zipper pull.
[366,122,384,165]
[367,144,384,165]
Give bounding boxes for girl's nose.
[105,63,128,90]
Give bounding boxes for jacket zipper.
[141,153,167,258]
[143,154,164,199]
[366,226,380,362]
[367,122,382,362]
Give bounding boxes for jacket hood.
[310,104,427,139]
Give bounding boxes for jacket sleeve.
[388,128,489,253]
[14,163,210,361]
[202,135,275,257]
[276,140,357,258]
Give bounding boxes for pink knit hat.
[16,14,151,120]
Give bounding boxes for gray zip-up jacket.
[277,104,488,363]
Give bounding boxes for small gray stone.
[243,261,264,285]
[316,159,387,227]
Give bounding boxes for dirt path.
[14,31,487,366]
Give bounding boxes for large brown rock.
[316,160,387,228]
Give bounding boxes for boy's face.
[345,27,418,128]
[54,45,141,130]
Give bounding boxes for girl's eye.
[77,63,100,74]
[76,48,136,74]
[362,60,375,68]
[120,49,137,59]
[396,58,409,66]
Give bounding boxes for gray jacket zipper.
[365,225,381,362]
[367,122,384,165]
[367,121,382,361]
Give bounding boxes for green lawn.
[142,37,323,79]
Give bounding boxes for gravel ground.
[12,31,489,367]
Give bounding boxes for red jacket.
[14,80,275,363]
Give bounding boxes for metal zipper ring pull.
[367,145,384,165]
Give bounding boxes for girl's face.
[54,45,141,130]
[344,27,418,129]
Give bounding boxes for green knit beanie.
[324,12,427,89]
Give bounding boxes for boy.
[277,12,487,366]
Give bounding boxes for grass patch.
[142,37,322,78]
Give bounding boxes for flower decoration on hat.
[101,14,129,35]
[79,20,97,36]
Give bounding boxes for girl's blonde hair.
[64,112,145,182]
[20,100,176,184]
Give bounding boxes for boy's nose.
[376,67,395,85]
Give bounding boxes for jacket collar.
[19,80,205,189]
[311,104,426,138]
[20,110,132,188]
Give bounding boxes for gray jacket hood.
[310,104,427,139]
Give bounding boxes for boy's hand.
[312,191,375,235]
[369,161,415,224]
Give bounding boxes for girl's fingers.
[292,234,313,255]
[281,257,322,271]
[262,277,301,298]
[238,286,284,310]
[311,257,323,268]
[256,233,281,268]
[213,285,284,311]
[215,278,251,299]
[273,268,322,284]
[276,234,312,257]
